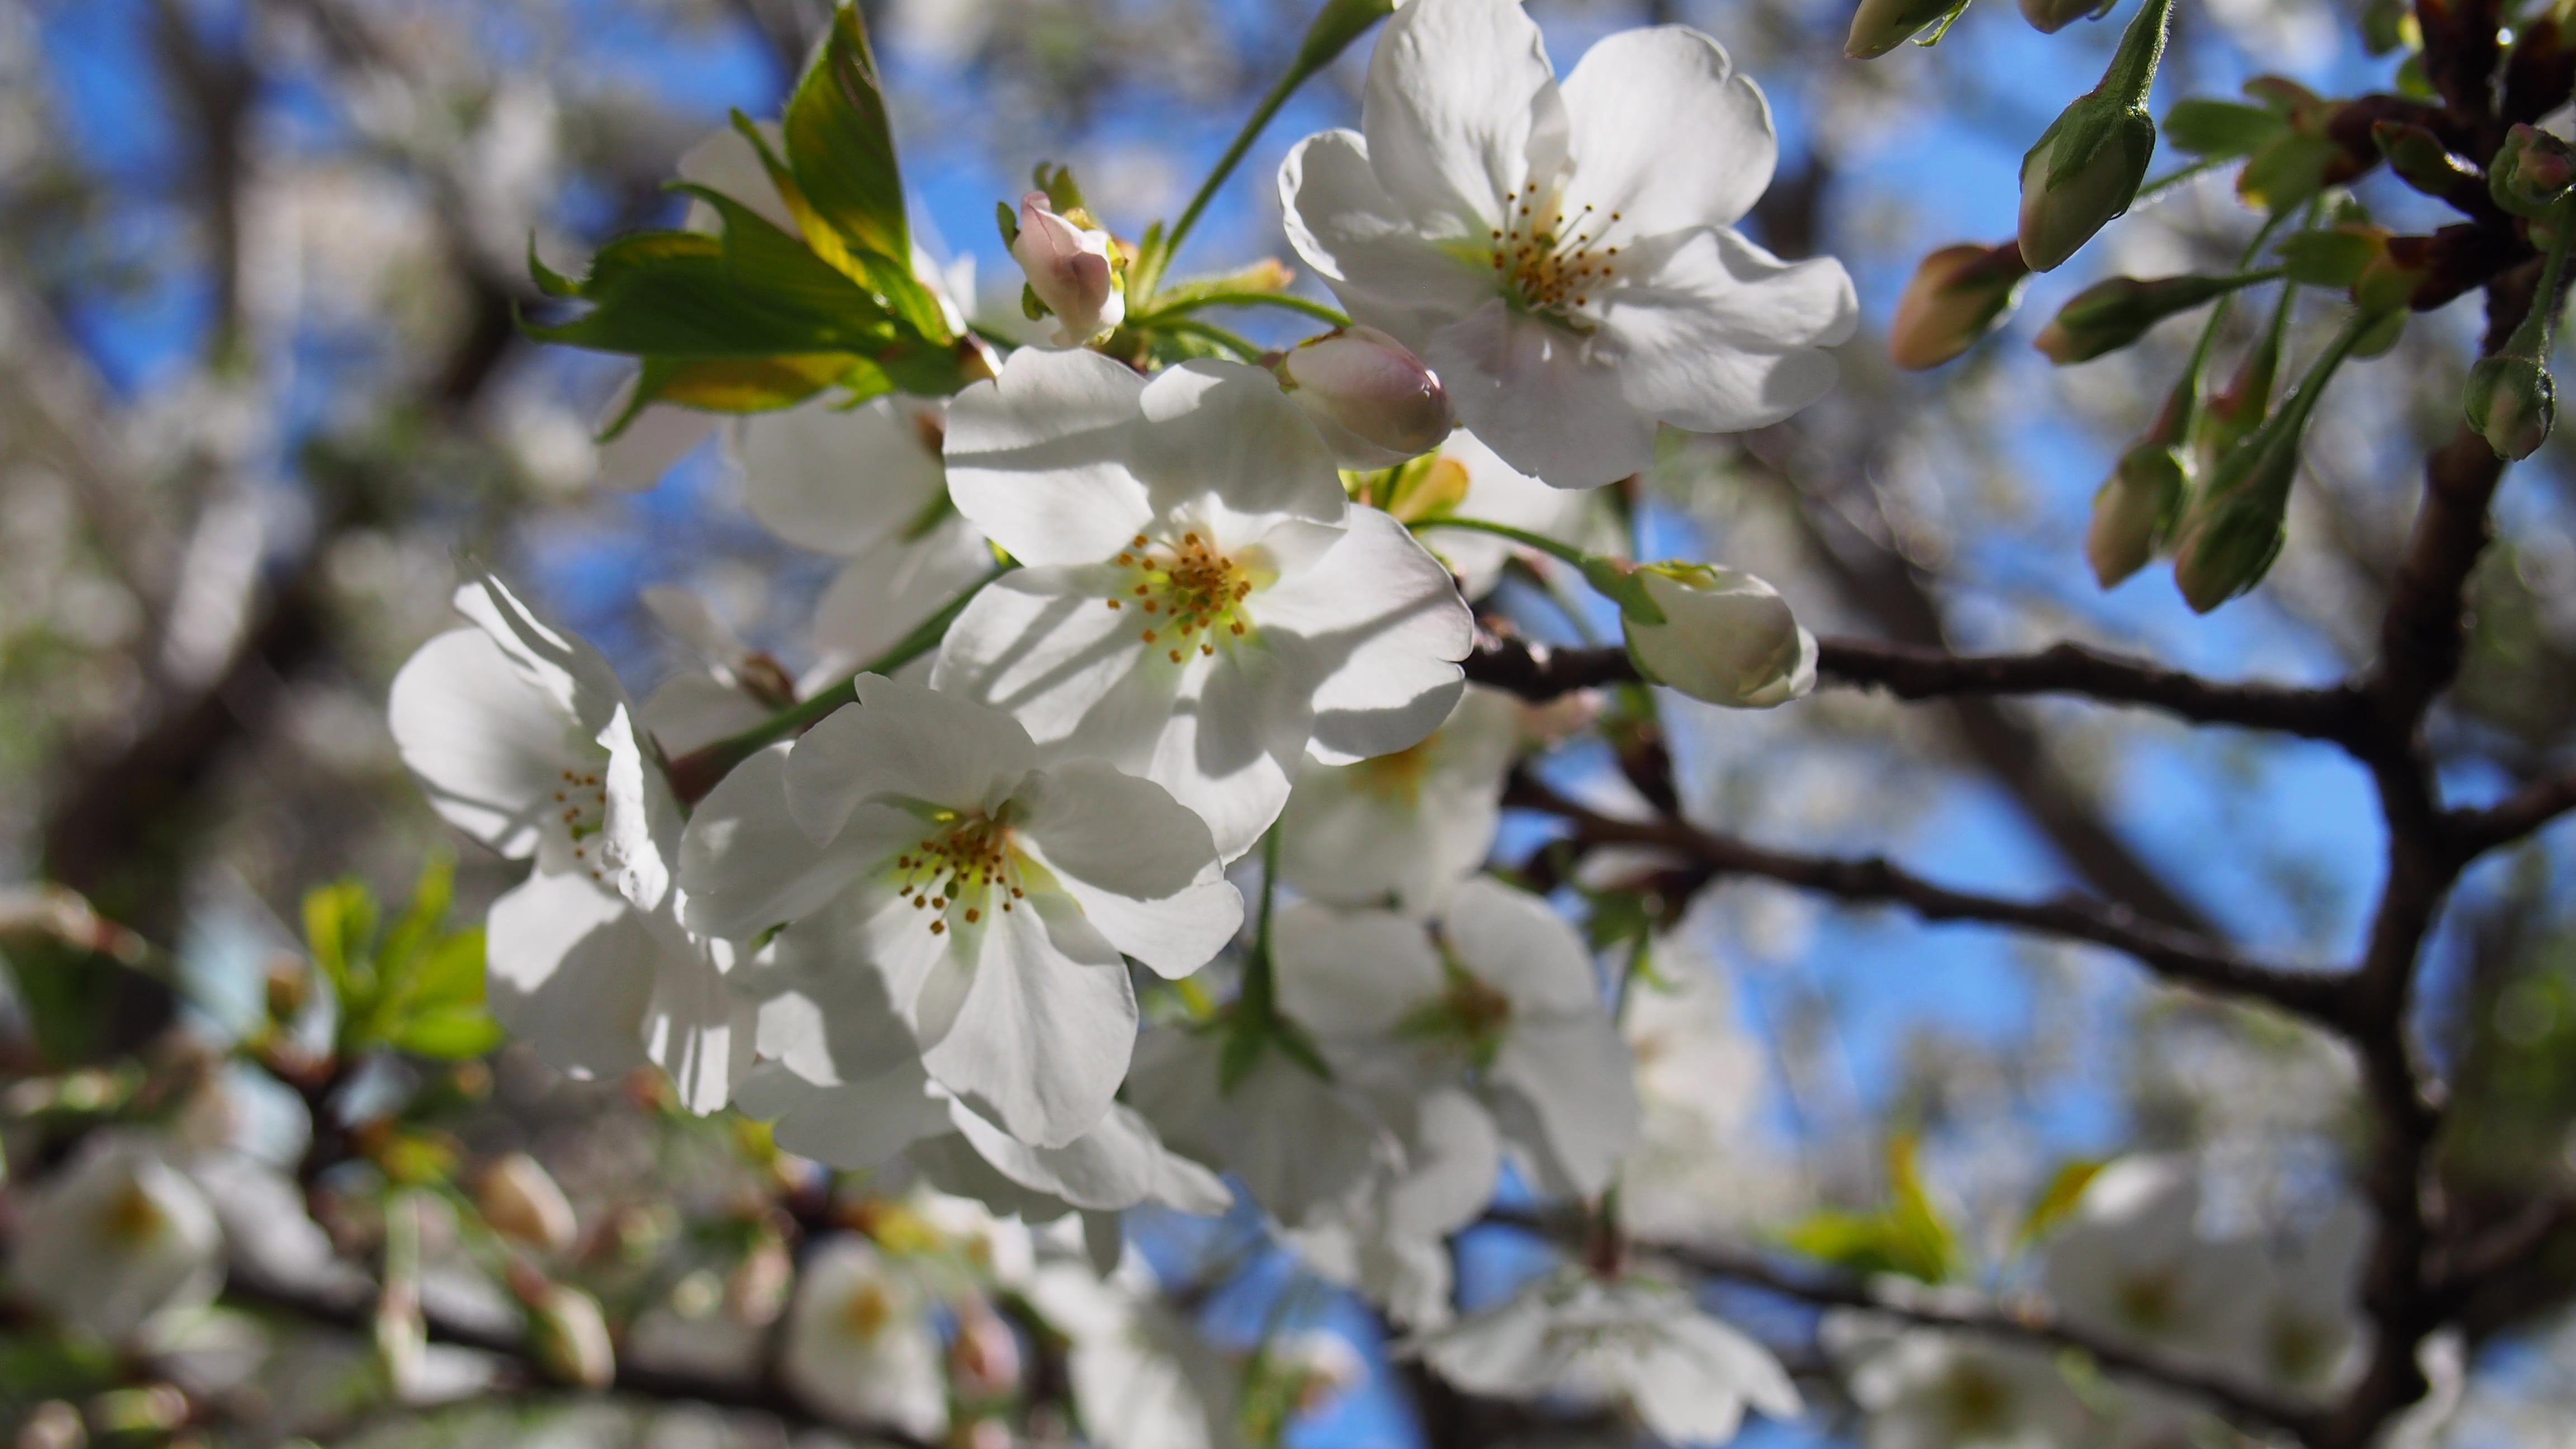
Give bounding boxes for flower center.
[104,1178,168,1246]
[1489,187,1621,321]
[1105,530,1258,664]
[840,1279,895,1340]
[1354,737,1437,804]
[893,809,1028,937]
[553,766,609,882]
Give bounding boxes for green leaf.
[2237,134,2341,214]
[2162,98,2285,158]
[408,926,488,1015]
[2016,1159,2106,1247]
[1778,1135,1958,1283]
[373,855,456,1000]
[784,4,908,269]
[391,1007,505,1061]
[2277,229,2379,288]
[599,354,866,440]
[302,879,379,1015]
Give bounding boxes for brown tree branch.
[1504,771,2343,1026]
[2450,771,2576,857]
[1461,631,2366,741]
[1647,1238,2324,1439]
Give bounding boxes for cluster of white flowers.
[374,0,1857,1436]
[1830,1156,2370,1449]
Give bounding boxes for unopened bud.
[18,1400,84,1449]
[522,1278,615,1389]
[1846,0,1966,58]
[2465,354,2556,460]
[2019,105,2158,272]
[1009,192,1125,347]
[2086,442,2185,587]
[2490,125,2576,218]
[1277,326,1453,466]
[2172,434,2296,613]
[264,956,309,1023]
[950,1305,1023,1399]
[476,1153,577,1254]
[1621,564,1816,709]
[2021,0,2109,31]
[1889,242,2029,368]
[2036,273,2239,364]
[2371,121,2479,203]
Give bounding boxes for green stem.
[2508,207,2576,358]
[664,562,1013,802]
[2102,0,2176,111]
[2131,151,2228,204]
[1154,317,1267,360]
[1147,0,1395,293]
[1411,516,1597,572]
[1133,291,1352,329]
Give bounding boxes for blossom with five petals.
[387,572,750,1112]
[933,348,1473,860]
[679,675,1242,1147]
[1278,0,1857,488]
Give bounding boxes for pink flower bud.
[1009,192,1124,346]
[1277,325,1454,467]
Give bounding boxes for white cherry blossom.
[1126,1022,1401,1229]
[679,675,1242,1147]
[934,347,1473,859]
[726,927,1230,1219]
[1273,877,1640,1196]
[9,1132,222,1344]
[1277,685,1519,916]
[779,1237,949,1439]
[1409,1267,1801,1443]
[387,572,750,1112]
[1284,1082,1500,1328]
[1825,1315,2094,1449]
[2038,1156,2257,1354]
[1277,0,1857,487]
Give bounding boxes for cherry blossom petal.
[785,674,1040,842]
[1278,129,1497,342]
[1014,757,1243,978]
[738,396,947,558]
[1424,301,1660,488]
[920,889,1139,1148]
[389,629,584,860]
[1604,227,1857,434]
[1253,506,1471,764]
[944,348,1153,566]
[1273,902,1443,1036]
[1361,0,1568,236]
[486,870,654,1080]
[678,748,906,940]
[1558,27,1775,238]
[1130,361,1348,525]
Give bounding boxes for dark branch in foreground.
[2451,771,2576,857]
[1460,631,2366,742]
[1503,772,2343,1026]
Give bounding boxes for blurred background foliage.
[3,0,2576,1445]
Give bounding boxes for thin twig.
[2450,771,2576,857]
[1503,772,2344,1026]
[1458,631,2366,742]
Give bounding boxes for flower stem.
[1145,0,1395,293]
[1150,316,1268,360]
[2130,150,2228,204]
[1132,291,1352,329]
[662,561,1014,804]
